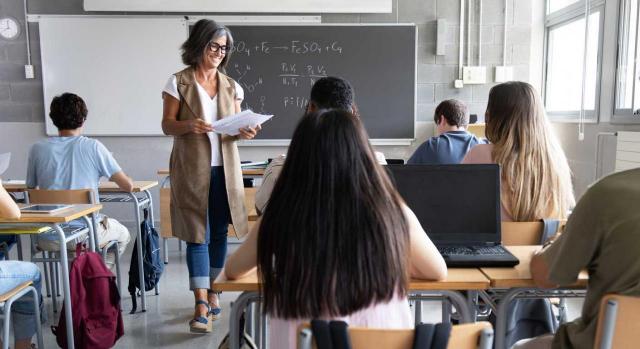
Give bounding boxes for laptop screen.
[385,164,501,244]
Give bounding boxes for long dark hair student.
[257,109,409,319]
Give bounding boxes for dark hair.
[257,109,409,319]
[433,99,469,127]
[49,93,87,130]
[309,77,354,111]
[181,19,234,71]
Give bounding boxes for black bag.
[127,208,164,313]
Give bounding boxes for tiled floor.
[9,238,583,348]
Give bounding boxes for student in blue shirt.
[26,93,133,260]
[407,99,486,165]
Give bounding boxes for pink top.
[269,294,413,348]
[461,144,514,221]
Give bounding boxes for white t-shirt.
[163,75,244,166]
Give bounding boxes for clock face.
[0,17,20,40]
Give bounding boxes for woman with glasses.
[161,19,259,333]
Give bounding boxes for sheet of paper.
[211,110,273,136]
[0,153,10,176]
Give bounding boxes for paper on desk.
[211,110,273,136]
[0,153,10,176]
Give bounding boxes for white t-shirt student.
[163,75,244,166]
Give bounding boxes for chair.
[297,321,493,349]
[0,281,44,349]
[26,189,122,309]
[593,294,640,349]
[501,220,567,246]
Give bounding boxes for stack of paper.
[212,110,273,136]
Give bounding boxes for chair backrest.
[297,322,493,349]
[594,294,640,349]
[27,189,94,205]
[501,220,567,246]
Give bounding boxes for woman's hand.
[238,124,261,140]
[186,119,214,134]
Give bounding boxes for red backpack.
[52,244,124,348]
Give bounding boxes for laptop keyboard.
[437,245,507,256]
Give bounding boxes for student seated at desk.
[26,93,133,259]
[463,81,574,221]
[407,99,486,165]
[513,169,640,349]
[226,109,447,349]
[254,76,386,214]
[0,182,44,349]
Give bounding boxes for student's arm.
[530,247,558,289]
[110,171,134,193]
[161,93,214,136]
[461,144,493,164]
[254,156,285,215]
[225,219,260,279]
[0,183,20,219]
[404,205,447,281]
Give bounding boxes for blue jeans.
[0,261,43,341]
[186,166,231,290]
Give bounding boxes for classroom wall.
[0,0,535,223]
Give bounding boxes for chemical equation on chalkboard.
[243,95,267,114]
[283,96,309,110]
[233,40,343,57]
[232,63,264,93]
[280,63,328,87]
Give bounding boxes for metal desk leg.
[160,176,170,265]
[495,288,526,349]
[28,286,44,349]
[129,193,147,312]
[229,291,261,349]
[414,296,423,325]
[54,224,75,349]
[81,215,96,252]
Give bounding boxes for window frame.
[612,0,640,123]
[542,0,605,123]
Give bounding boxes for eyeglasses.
[208,42,231,54]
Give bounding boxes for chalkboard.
[226,25,416,141]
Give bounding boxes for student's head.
[258,109,409,319]
[49,93,88,131]
[433,99,469,134]
[307,76,357,115]
[181,19,234,72]
[485,81,574,220]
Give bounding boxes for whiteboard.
[83,0,392,13]
[40,17,187,136]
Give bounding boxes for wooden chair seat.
[0,281,33,303]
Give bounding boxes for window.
[547,0,580,14]
[614,0,640,120]
[543,1,603,121]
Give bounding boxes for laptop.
[21,204,72,214]
[386,164,519,267]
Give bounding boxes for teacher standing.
[161,19,259,333]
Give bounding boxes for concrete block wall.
[0,0,534,222]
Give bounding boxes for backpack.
[52,244,124,349]
[128,208,164,313]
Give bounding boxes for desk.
[5,181,159,312]
[0,204,102,349]
[214,268,489,349]
[480,246,589,349]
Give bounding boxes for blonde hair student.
[463,81,575,221]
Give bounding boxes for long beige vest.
[169,67,248,243]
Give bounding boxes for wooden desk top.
[157,168,265,177]
[4,181,158,193]
[0,204,103,224]
[480,245,589,288]
[98,180,158,193]
[213,268,489,292]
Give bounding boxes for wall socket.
[24,65,35,79]
[462,66,487,84]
